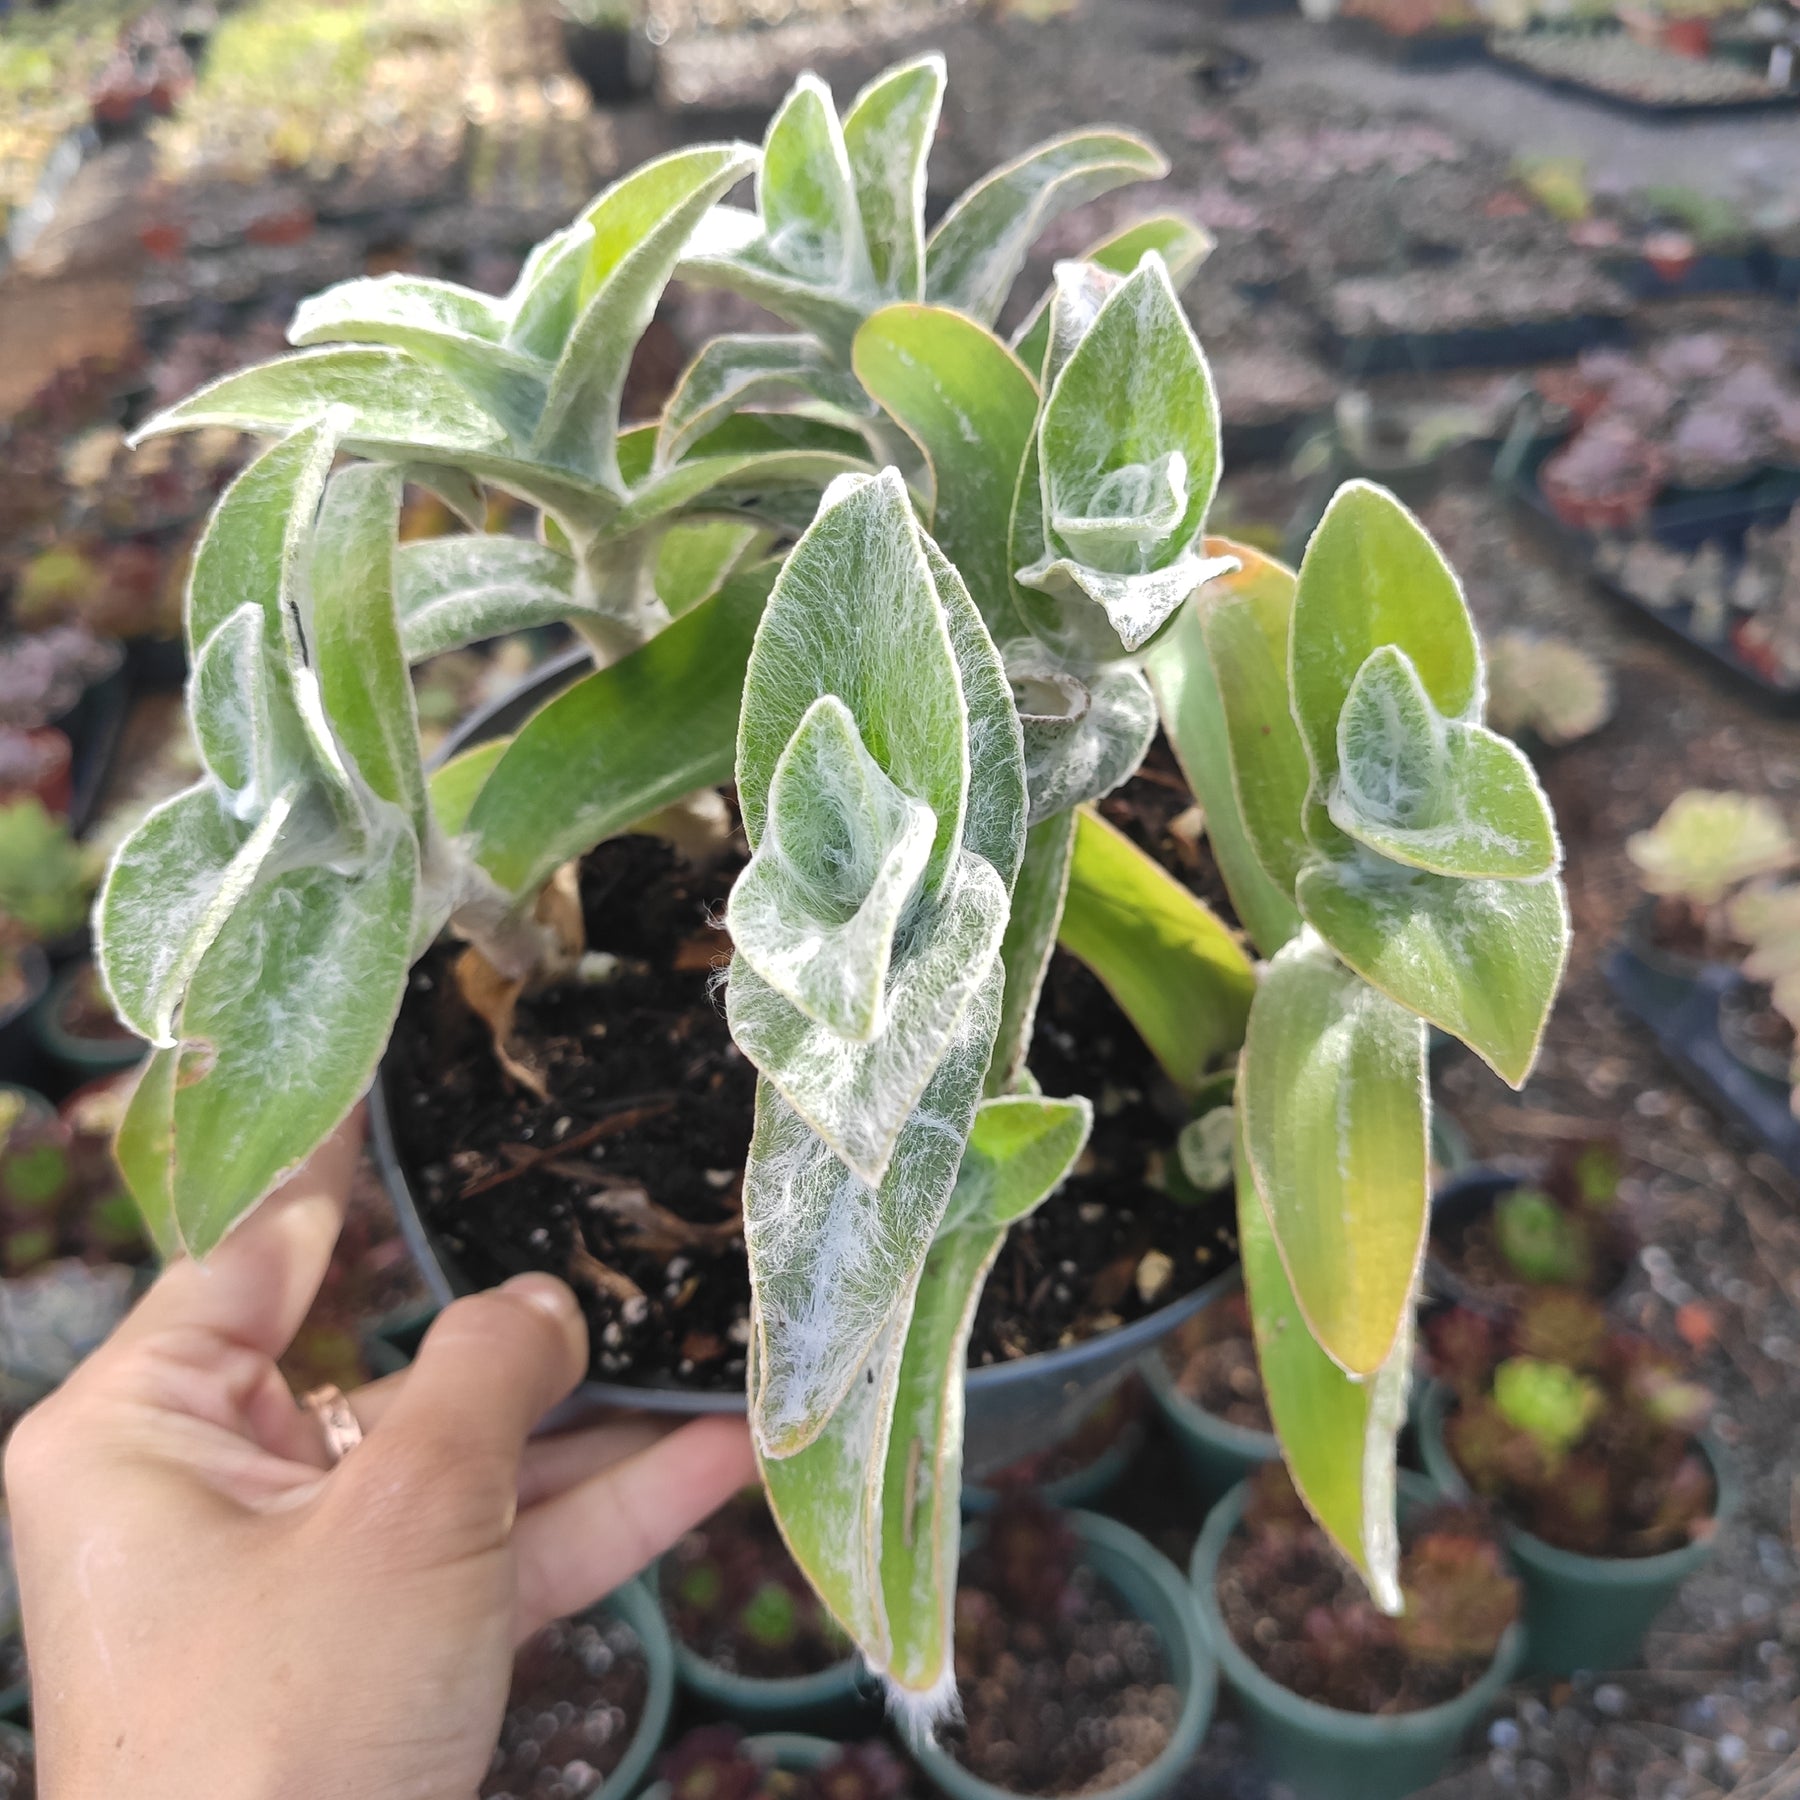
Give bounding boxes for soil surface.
[0,1732,31,1800]
[1160,1290,1271,1435]
[482,1607,649,1800]
[1216,1496,1514,1715]
[944,1516,1181,1796]
[660,1490,852,1681]
[392,803,1237,1392]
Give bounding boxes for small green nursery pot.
[597,1578,678,1800]
[1416,1382,1736,1676]
[638,1731,842,1800]
[906,1509,1216,1800]
[31,961,145,1079]
[962,1419,1145,1515]
[1189,1473,1524,1800]
[658,1559,877,1733]
[1138,1271,1277,1505]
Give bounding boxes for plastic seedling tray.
[1605,949,1800,1175]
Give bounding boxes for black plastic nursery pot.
[1416,1382,1736,1677]
[559,16,655,105]
[31,960,147,1083]
[1137,1270,1277,1506]
[1189,1473,1525,1800]
[0,950,51,1091]
[376,652,1238,1474]
[1329,311,1630,378]
[1605,947,1800,1178]
[1331,15,1489,68]
[903,1509,1216,1800]
[1425,1164,1635,1315]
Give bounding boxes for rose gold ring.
[302,1384,365,1465]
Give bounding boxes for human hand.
[6,1111,756,1800]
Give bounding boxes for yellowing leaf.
[1241,933,1428,1377]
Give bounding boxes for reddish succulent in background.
[1438,1294,1717,1557]
[1217,1464,1518,1715]
[977,1492,1083,1625]
[1540,418,1667,532]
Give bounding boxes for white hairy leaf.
[657,334,871,466]
[729,695,937,1043]
[728,845,1009,1185]
[924,129,1167,326]
[742,947,1002,1453]
[842,55,944,300]
[1007,641,1158,825]
[394,534,581,662]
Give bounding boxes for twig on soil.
[455,1096,677,1200]
[565,1240,646,1305]
[543,1163,743,1253]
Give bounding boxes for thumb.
[339,1275,588,1551]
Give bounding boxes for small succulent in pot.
[1483,633,1613,751]
[1429,1294,1717,1558]
[1626,788,1797,966]
[1215,1462,1520,1715]
[656,1726,911,1800]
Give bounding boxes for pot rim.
[597,1576,678,1800]
[0,943,50,1031]
[1415,1379,1738,1583]
[1136,1267,1278,1456]
[652,1552,869,1707]
[1189,1470,1527,1742]
[904,1508,1216,1800]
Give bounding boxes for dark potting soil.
[482,1608,649,1800]
[1160,1289,1271,1434]
[1216,1502,1507,1715]
[660,1490,852,1680]
[1433,1203,1632,1309]
[392,786,1239,1391]
[944,1516,1180,1796]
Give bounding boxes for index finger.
[104,1107,366,1363]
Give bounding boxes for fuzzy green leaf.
[185,415,339,655]
[289,275,546,441]
[394,534,580,662]
[756,1091,1090,1701]
[987,809,1076,1099]
[742,953,1003,1452]
[191,605,274,801]
[738,471,970,903]
[1009,644,1158,826]
[1058,807,1254,1093]
[658,335,870,466]
[1018,259,1228,654]
[1144,542,1305,956]
[1330,646,1558,882]
[155,835,419,1256]
[1289,481,1481,786]
[1296,856,1568,1088]
[1012,214,1214,378]
[1241,933,1428,1378]
[852,305,1038,640]
[877,1093,1091,1695]
[1238,1114,1408,1613]
[135,347,509,463]
[533,144,762,487]
[843,55,944,300]
[469,563,777,898]
[429,740,508,839]
[729,695,937,1043]
[307,465,427,840]
[924,129,1167,326]
[95,780,290,1046]
[116,1047,179,1263]
[729,847,1009,1186]
[655,520,771,619]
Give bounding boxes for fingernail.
[501,1273,576,1321]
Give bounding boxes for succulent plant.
[0,626,121,733]
[0,797,98,943]
[1438,1294,1716,1556]
[1493,1187,1592,1287]
[1484,633,1613,748]
[1627,789,1797,910]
